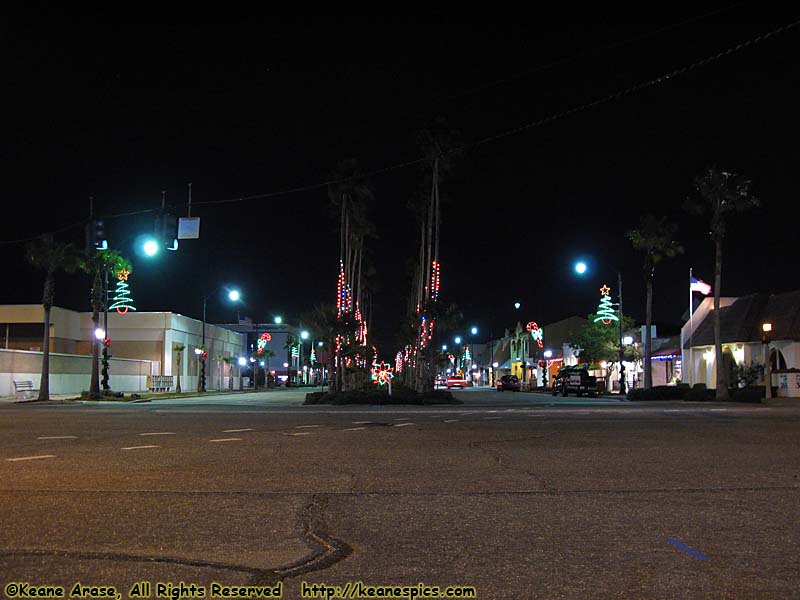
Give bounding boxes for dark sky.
[2,11,799,354]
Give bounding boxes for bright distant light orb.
[274,316,282,324]
[514,302,521,309]
[143,240,159,256]
[470,326,478,335]
[454,336,462,345]
[544,350,553,358]
[300,330,310,340]
[623,336,634,345]
[94,328,105,340]
[228,290,240,302]
[575,262,588,275]
[238,357,247,366]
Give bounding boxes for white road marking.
[352,421,372,424]
[139,432,176,436]
[37,436,77,440]
[393,422,415,427]
[288,432,311,436]
[394,418,411,421]
[209,438,242,443]
[295,425,320,428]
[484,417,502,420]
[121,445,159,451]
[344,427,366,431]
[443,419,459,423]
[6,455,56,462]
[710,409,729,412]
[223,428,254,433]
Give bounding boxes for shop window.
[770,348,787,371]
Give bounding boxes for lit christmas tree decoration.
[108,269,136,315]
[594,285,619,325]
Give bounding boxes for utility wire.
[437,3,748,102]
[2,19,797,243]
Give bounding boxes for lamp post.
[762,322,773,400]
[469,326,478,386]
[201,287,241,393]
[575,261,626,395]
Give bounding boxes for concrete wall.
[0,348,152,397]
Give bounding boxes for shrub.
[684,386,716,401]
[627,385,689,401]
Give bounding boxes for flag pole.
[688,267,694,386]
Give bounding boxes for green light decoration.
[593,284,618,325]
[310,348,316,364]
[291,345,299,359]
[108,269,136,315]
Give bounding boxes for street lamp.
[200,286,242,393]
[469,326,478,384]
[762,322,773,399]
[575,260,626,395]
[274,316,282,324]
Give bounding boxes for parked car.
[497,374,521,392]
[446,375,471,388]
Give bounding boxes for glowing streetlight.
[442,345,447,351]
[514,302,521,310]
[470,326,478,335]
[143,239,159,257]
[228,289,240,302]
[238,357,247,366]
[274,316,282,324]
[575,261,587,275]
[454,336,462,345]
[300,330,310,340]
[94,328,105,340]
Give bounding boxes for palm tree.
[627,215,683,389]
[283,334,298,387]
[25,235,82,401]
[261,348,276,387]
[687,167,759,399]
[408,117,463,392]
[81,249,131,398]
[222,355,237,390]
[328,159,375,391]
[173,343,186,393]
[303,303,339,387]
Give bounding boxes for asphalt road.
[1,388,798,599]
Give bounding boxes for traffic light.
[85,219,107,253]
[155,213,179,251]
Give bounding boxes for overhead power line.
[2,19,797,244]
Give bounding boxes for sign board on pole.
[178,217,201,239]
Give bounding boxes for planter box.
[778,372,800,398]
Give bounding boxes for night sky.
[3,12,799,354]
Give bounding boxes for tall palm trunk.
[713,236,728,399]
[644,276,653,389]
[38,268,55,401]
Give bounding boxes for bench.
[13,380,39,399]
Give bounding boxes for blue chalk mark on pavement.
[667,538,710,561]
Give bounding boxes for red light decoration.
[257,332,272,354]
[527,322,544,349]
[371,361,394,386]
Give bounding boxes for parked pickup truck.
[552,365,599,397]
